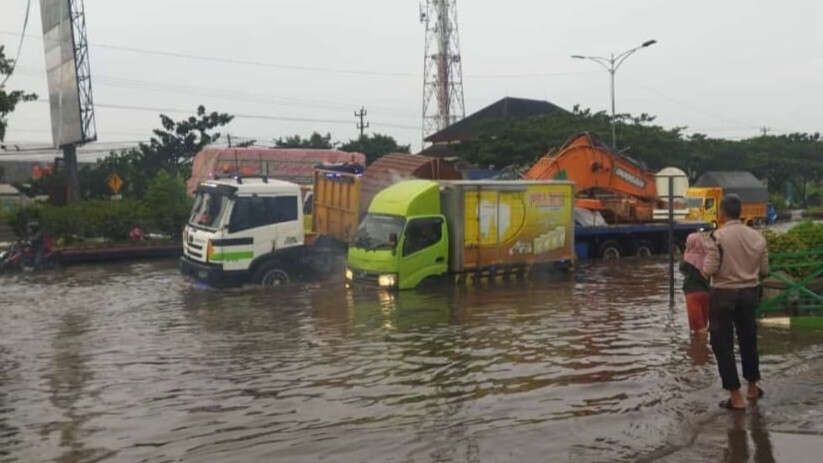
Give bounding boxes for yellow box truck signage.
[462,183,573,269]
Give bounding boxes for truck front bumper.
[179,256,247,288]
[345,267,399,290]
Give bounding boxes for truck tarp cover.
[359,153,461,212]
[188,148,366,194]
[694,171,769,203]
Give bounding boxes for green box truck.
[345,179,575,290]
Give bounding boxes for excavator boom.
[525,133,658,222]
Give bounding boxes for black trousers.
[709,287,761,390]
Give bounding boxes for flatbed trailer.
[574,221,710,260]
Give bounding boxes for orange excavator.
[524,133,658,223]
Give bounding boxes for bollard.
[668,176,675,306]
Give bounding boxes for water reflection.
[47,310,114,462]
[725,408,776,463]
[0,346,21,460]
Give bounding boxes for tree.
[0,45,37,142]
[274,132,333,149]
[135,105,233,176]
[340,133,410,164]
[81,106,233,198]
[453,106,688,170]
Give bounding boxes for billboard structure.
[39,0,96,202]
[40,0,96,147]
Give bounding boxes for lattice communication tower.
[68,0,97,144]
[420,0,465,144]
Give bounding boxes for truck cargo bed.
[440,180,575,273]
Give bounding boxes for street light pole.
[572,39,657,149]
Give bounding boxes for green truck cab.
[346,179,575,290]
[346,180,447,290]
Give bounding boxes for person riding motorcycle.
[26,221,49,267]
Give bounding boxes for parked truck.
[686,171,768,226]
[180,154,461,287]
[345,179,575,290]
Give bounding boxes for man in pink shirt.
[703,194,769,410]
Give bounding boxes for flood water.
[2,259,823,462]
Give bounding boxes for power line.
[0,29,417,78]
[629,80,762,131]
[0,29,599,81]
[464,70,599,79]
[30,98,421,130]
[14,66,421,118]
[8,127,150,137]
[0,0,32,88]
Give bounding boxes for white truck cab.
[180,177,308,287]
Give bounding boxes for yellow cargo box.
[439,180,575,272]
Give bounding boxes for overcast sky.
[1,0,821,156]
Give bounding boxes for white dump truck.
[179,176,331,287]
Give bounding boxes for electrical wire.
[0,29,597,81]
[12,66,422,118]
[0,30,416,78]
[29,98,420,131]
[0,0,32,88]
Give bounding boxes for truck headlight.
[378,273,398,288]
[345,268,354,280]
[206,239,215,261]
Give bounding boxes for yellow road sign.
[107,173,124,194]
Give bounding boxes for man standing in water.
[703,194,769,410]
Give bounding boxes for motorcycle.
[0,236,59,274]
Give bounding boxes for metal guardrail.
[758,250,823,316]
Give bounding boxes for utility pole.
[420,0,465,145]
[760,126,771,136]
[354,106,369,139]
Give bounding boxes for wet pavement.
[1,259,822,462]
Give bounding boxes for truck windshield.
[353,214,405,251]
[189,190,230,230]
[686,197,704,208]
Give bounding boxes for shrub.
[141,170,193,238]
[765,221,823,279]
[8,200,143,243]
[6,169,195,245]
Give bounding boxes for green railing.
[758,250,823,316]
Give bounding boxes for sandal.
[747,386,764,400]
[718,399,746,411]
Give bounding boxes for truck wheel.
[635,241,654,258]
[598,241,621,261]
[254,262,290,287]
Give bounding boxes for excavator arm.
[525,133,658,222]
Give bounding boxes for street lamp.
[572,39,657,149]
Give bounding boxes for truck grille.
[353,271,379,286]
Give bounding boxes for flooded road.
[2,259,823,462]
